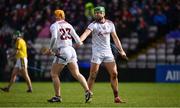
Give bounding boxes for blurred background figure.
[85,2,94,23]
[27,40,37,80]
[0,31,33,93]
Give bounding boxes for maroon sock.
[113,90,118,98]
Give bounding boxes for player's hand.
[44,49,53,56]
[74,42,83,48]
[121,54,129,61]
[119,51,128,61]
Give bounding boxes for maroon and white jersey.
[87,20,116,53]
[50,20,81,48]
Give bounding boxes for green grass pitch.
[0,82,180,107]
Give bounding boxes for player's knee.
[90,72,97,80]
[11,71,18,78]
[72,73,80,80]
[110,72,118,80]
[50,71,58,78]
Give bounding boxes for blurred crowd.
[0,0,179,43]
[0,0,180,78]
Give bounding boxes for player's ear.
[103,12,105,16]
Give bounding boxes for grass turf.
[0,82,180,107]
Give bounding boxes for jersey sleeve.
[15,39,21,50]
[111,22,116,33]
[69,25,81,43]
[87,23,94,31]
[50,24,58,38]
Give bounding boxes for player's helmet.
[54,9,65,19]
[94,6,105,13]
[13,30,22,38]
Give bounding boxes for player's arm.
[14,40,21,55]
[8,48,18,58]
[80,23,93,42]
[49,38,56,50]
[111,31,128,61]
[7,40,20,59]
[15,48,20,55]
[110,22,127,56]
[80,29,92,42]
[70,26,83,47]
[46,25,57,55]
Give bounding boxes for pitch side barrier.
[156,64,180,83]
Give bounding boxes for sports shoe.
[85,91,93,103]
[114,96,126,103]
[47,96,62,103]
[26,89,32,93]
[0,87,9,92]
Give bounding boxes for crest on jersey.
[102,26,106,30]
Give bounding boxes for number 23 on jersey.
[59,28,72,40]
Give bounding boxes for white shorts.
[15,58,28,69]
[91,51,115,64]
[53,46,77,65]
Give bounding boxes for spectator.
[0,30,33,92]
[27,40,37,80]
[173,40,180,56]
[153,10,167,26]
[85,2,94,21]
